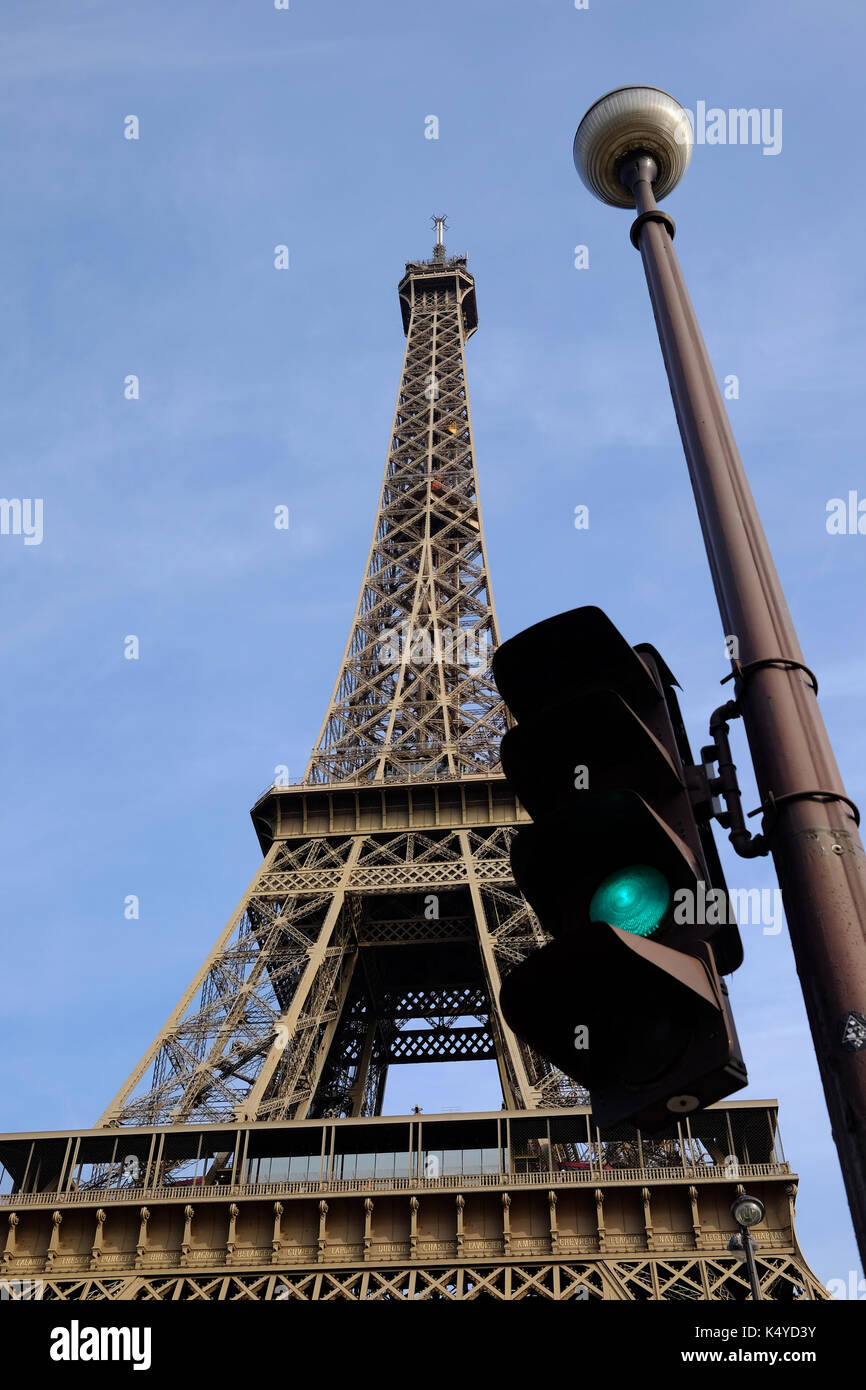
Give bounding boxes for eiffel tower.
[0,220,825,1301]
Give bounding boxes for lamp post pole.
[574,87,866,1268]
[731,1194,766,1300]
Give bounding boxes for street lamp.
[730,1193,766,1301]
[573,86,691,207]
[573,86,866,1268]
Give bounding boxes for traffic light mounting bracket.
[703,701,770,860]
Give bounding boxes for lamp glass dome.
[731,1194,765,1228]
[573,86,693,208]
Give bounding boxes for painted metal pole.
[616,148,866,1269]
[731,1227,763,1302]
[742,1228,762,1302]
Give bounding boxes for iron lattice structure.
[306,234,504,785]
[96,229,572,1130]
[0,228,825,1301]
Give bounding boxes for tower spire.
[432,212,447,262]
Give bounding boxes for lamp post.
[730,1193,766,1301]
[573,85,866,1268]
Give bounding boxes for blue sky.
[1,0,864,1290]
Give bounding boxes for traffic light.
[492,606,747,1132]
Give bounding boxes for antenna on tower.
[431,213,448,262]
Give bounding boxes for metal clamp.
[748,788,861,829]
[721,657,819,696]
[629,209,676,249]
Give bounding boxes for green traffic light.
[589,864,671,937]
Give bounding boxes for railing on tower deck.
[0,1102,789,1208]
[256,762,507,802]
[405,253,470,270]
[0,1162,791,1209]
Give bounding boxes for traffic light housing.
[493,606,747,1132]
